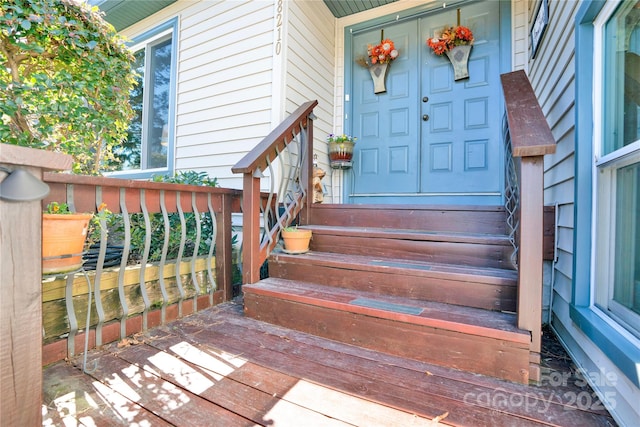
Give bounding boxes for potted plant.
[281,226,312,254]
[426,25,474,80]
[327,134,357,170]
[42,202,110,274]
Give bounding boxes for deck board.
[43,299,617,427]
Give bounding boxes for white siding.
[285,0,336,201]
[122,0,336,192]
[122,0,276,189]
[529,1,639,424]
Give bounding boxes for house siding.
[285,0,336,201]
[530,1,640,425]
[121,0,336,192]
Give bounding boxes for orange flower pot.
[42,213,93,274]
[281,228,312,254]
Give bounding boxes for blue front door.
[347,0,506,205]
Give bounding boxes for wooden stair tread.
[270,249,517,286]
[245,278,529,344]
[304,224,512,246]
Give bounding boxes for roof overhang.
[90,0,398,31]
[89,0,178,31]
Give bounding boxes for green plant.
[327,134,357,144]
[0,0,136,175]
[125,171,220,263]
[44,201,70,214]
[45,201,112,245]
[152,170,219,188]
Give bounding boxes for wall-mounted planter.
[445,45,472,81]
[368,62,390,94]
[329,140,355,169]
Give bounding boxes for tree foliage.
[0,0,136,174]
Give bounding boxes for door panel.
[349,0,504,205]
[352,20,420,194]
[420,1,502,198]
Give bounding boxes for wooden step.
[307,204,508,234]
[269,250,517,311]
[243,278,531,384]
[305,225,515,270]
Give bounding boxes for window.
[107,19,177,177]
[594,1,640,338]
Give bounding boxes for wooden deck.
[43,299,617,426]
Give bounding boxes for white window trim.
[105,18,178,179]
[590,0,640,344]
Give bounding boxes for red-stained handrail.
[232,100,318,284]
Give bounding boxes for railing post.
[501,70,556,383]
[0,144,71,427]
[301,113,314,225]
[517,156,544,379]
[242,172,262,284]
[216,192,233,301]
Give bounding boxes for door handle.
[422,114,430,121]
[422,96,429,103]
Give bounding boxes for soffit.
[90,0,398,31]
[89,0,177,31]
[323,0,399,18]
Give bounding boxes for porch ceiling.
[91,0,398,31]
[323,0,399,18]
[89,0,178,31]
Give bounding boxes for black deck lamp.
[0,167,50,202]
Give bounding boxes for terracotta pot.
[281,228,312,254]
[42,213,93,274]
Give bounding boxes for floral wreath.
[357,38,399,67]
[426,25,474,55]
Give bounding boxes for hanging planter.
[368,63,390,94]
[327,134,357,169]
[427,24,474,81]
[445,45,472,81]
[356,32,399,95]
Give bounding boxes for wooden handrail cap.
[501,71,556,157]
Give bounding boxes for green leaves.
[0,0,136,175]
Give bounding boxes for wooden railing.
[501,70,556,382]
[232,100,318,284]
[41,173,242,362]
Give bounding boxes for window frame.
[105,17,178,179]
[591,0,640,339]
[572,0,640,388]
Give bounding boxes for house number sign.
[275,0,283,55]
[530,0,548,59]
